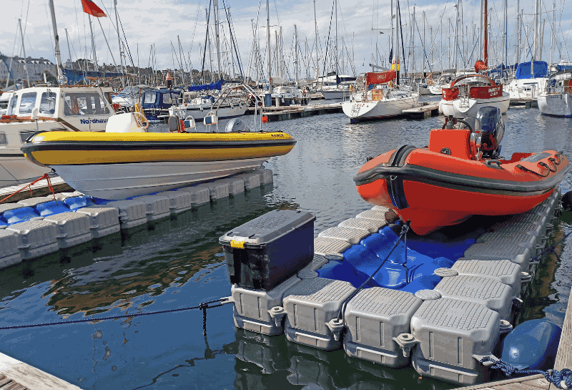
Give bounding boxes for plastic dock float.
[0,168,274,270]
[402,102,440,119]
[223,188,563,387]
[0,351,81,389]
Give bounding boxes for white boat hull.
[538,93,572,117]
[51,158,268,200]
[440,93,510,119]
[342,95,419,122]
[429,85,443,95]
[181,104,247,120]
[319,90,349,100]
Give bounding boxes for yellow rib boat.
[22,126,296,200]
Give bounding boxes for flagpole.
[89,16,99,73]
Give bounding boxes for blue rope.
[0,298,228,331]
[481,357,572,389]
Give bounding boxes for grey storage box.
[220,210,315,291]
[344,287,422,367]
[411,298,501,385]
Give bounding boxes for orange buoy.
[262,116,269,123]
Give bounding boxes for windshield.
[19,92,37,114]
[39,92,57,115]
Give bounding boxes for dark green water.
[0,107,571,389]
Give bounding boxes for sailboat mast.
[484,0,488,67]
[314,0,319,80]
[550,1,555,65]
[88,16,99,72]
[18,19,31,87]
[266,0,271,91]
[411,6,415,76]
[213,0,222,80]
[47,0,66,84]
[516,0,520,64]
[294,24,299,86]
[115,0,124,86]
[64,28,72,68]
[394,0,400,84]
[335,0,338,75]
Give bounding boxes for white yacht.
[503,61,548,104]
[111,85,151,109]
[0,85,115,187]
[169,90,247,121]
[342,71,418,123]
[538,71,572,117]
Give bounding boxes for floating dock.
[0,168,273,270]
[227,189,563,386]
[247,103,343,122]
[454,283,572,389]
[0,176,73,204]
[402,102,440,119]
[0,351,80,389]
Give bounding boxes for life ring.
[134,111,149,130]
[428,80,434,86]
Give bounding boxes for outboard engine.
[471,106,504,159]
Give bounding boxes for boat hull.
[342,95,418,122]
[51,158,268,199]
[354,146,569,235]
[180,104,248,120]
[22,131,296,199]
[538,93,572,117]
[319,90,348,100]
[440,93,510,118]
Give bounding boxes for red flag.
[366,70,396,85]
[81,0,107,17]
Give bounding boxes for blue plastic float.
[2,207,41,224]
[317,224,478,293]
[501,319,562,370]
[36,201,70,217]
[64,196,95,210]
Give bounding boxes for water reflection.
[233,329,454,390]
[0,184,301,318]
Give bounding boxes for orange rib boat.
[354,109,570,235]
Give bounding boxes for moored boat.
[353,107,570,235]
[439,73,510,120]
[537,71,572,117]
[342,70,419,123]
[21,113,296,200]
[0,85,115,187]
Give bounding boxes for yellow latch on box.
[230,240,245,249]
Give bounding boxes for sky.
[1,0,572,81]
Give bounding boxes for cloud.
[1,0,572,81]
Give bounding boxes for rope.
[338,221,410,320]
[0,173,56,204]
[480,357,572,389]
[0,298,230,331]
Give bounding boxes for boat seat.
[428,129,472,160]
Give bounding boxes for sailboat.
[438,0,509,121]
[341,0,418,122]
[537,71,572,117]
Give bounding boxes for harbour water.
[0,107,571,389]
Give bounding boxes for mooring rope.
[0,298,231,331]
[480,357,572,389]
[337,221,411,321]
